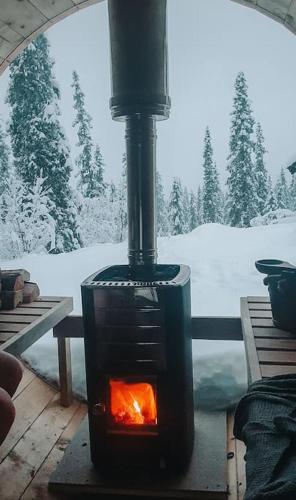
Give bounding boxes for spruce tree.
[275,168,290,209]
[0,119,10,195]
[156,171,168,236]
[7,34,81,253]
[289,174,296,211]
[168,177,184,235]
[188,191,198,231]
[196,186,204,226]
[72,71,106,198]
[202,127,222,223]
[92,144,106,196]
[116,153,127,242]
[182,186,190,233]
[72,70,93,195]
[254,122,268,215]
[264,176,277,213]
[226,72,257,227]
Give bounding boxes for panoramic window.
[0,0,296,411]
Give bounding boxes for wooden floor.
[0,364,246,500]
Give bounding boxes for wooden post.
[56,335,73,407]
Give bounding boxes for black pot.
[255,259,296,332]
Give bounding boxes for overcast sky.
[1,0,296,193]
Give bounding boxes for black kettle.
[255,259,296,332]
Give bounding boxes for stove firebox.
[81,264,194,470]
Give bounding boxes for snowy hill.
[2,222,296,409]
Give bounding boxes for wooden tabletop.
[0,296,73,356]
[241,296,296,383]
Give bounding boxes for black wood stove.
[81,0,194,472]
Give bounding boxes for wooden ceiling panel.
[28,0,76,20]
[0,0,296,78]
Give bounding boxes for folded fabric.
[234,375,296,500]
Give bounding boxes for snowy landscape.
[0,218,294,409]
[1,0,296,409]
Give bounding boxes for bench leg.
[56,336,73,407]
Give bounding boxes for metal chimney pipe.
[108,0,170,266]
[126,115,157,266]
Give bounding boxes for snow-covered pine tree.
[202,127,222,223]
[182,186,190,233]
[77,195,117,246]
[196,186,204,226]
[116,153,128,242]
[254,122,268,215]
[275,168,290,209]
[168,177,184,235]
[289,174,296,211]
[0,119,10,195]
[72,70,93,195]
[263,175,277,213]
[156,170,169,236]
[72,71,106,197]
[188,191,198,231]
[93,144,106,196]
[0,174,55,258]
[226,71,257,227]
[109,181,117,203]
[7,34,81,253]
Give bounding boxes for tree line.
[0,35,294,258]
[162,71,296,236]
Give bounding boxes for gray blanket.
[233,375,296,500]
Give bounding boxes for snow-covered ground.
[2,222,295,409]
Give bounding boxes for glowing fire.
[110,379,157,425]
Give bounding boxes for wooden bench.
[0,296,73,406]
[241,296,296,383]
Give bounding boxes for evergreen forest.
[0,35,295,259]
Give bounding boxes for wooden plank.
[0,314,39,323]
[20,301,54,309]
[27,0,75,20]
[0,331,15,343]
[13,365,36,399]
[0,394,79,500]
[54,315,243,341]
[261,364,296,377]
[0,0,47,37]
[57,337,73,407]
[235,439,246,500]
[253,327,295,339]
[0,322,28,333]
[248,303,271,311]
[247,296,269,303]
[21,301,53,310]
[258,350,296,365]
[227,414,237,500]
[49,411,228,499]
[251,318,274,328]
[249,310,272,319]
[1,297,73,355]
[0,307,49,315]
[0,20,23,43]
[21,403,88,500]
[255,338,296,351]
[240,298,261,383]
[0,378,55,463]
[38,297,67,302]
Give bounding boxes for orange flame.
[110,379,157,425]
